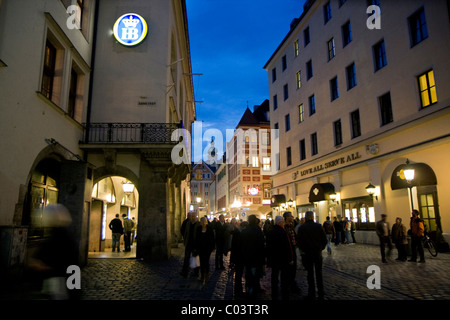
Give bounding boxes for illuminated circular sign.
[113,13,148,46]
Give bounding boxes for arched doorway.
[88,176,139,258]
[23,158,61,240]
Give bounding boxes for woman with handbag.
[194,217,216,285]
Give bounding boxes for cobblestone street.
[80,243,450,301]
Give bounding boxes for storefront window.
[342,196,375,230]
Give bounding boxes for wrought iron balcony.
[82,122,182,144]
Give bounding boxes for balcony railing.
[83,123,182,144]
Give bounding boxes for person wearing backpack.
[409,210,425,263]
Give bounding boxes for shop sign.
[113,13,148,46]
[293,151,363,179]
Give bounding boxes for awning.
[309,183,336,202]
[391,162,437,190]
[271,194,286,207]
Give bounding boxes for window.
[274,123,279,138]
[324,2,332,24]
[333,119,343,146]
[41,40,57,100]
[298,104,304,123]
[272,68,277,82]
[296,71,302,89]
[373,39,387,71]
[309,95,316,116]
[342,21,352,47]
[346,62,357,90]
[285,114,290,132]
[252,156,259,167]
[327,38,335,60]
[282,55,287,71]
[286,147,292,166]
[350,109,361,138]
[418,70,437,108]
[311,133,318,155]
[294,40,299,57]
[408,7,428,47]
[273,94,278,110]
[304,27,310,47]
[306,60,313,80]
[299,139,306,160]
[339,0,347,7]
[68,68,78,119]
[283,84,289,100]
[330,77,339,101]
[262,157,271,171]
[378,92,393,126]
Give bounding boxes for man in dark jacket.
[240,215,265,299]
[266,215,294,300]
[109,214,123,252]
[180,211,199,277]
[297,211,327,300]
[213,214,227,270]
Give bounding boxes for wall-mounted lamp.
[329,193,340,204]
[287,199,294,207]
[365,183,378,200]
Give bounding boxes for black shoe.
[419,260,425,263]
[408,259,416,262]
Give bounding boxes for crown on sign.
[122,15,140,28]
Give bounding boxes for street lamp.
[404,159,415,212]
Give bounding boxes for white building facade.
[264,0,450,245]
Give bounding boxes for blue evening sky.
[186,0,307,161]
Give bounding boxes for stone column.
[136,151,172,262]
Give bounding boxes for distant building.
[226,100,273,221]
[264,0,450,244]
[190,161,216,217]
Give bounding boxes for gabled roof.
[237,107,260,127]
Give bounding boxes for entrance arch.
[88,175,139,258]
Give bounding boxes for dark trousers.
[234,263,244,295]
[302,252,324,299]
[199,252,212,280]
[124,232,131,251]
[395,241,407,261]
[271,265,290,300]
[244,266,261,299]
[379,236,393,261]
[215,244,225,269]
[411,236,425,261]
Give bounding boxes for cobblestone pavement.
[79,243,450,301]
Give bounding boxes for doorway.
[88,176,139,259]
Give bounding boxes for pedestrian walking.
[180,211,199,277]
[108,214,123,252]
[230,220,246,297]
[376,214,392,263]
[333,216,343,246]
[194,217,215,285]
[213,214,227,270]
[240,214,265,299]
[323,216,335,254]
[409,210,425,263]
[130,217,137,245]
[297,211,327,300]
[283,211,300,293]
[122,214,134,252]
[350,218,357,243]
[266,216,294,300]
[343,217,352,244]
[392,217,408,261]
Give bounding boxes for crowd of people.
[179,210,328,300]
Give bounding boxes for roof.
[236,99,270,128]
[263,0,316,70]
